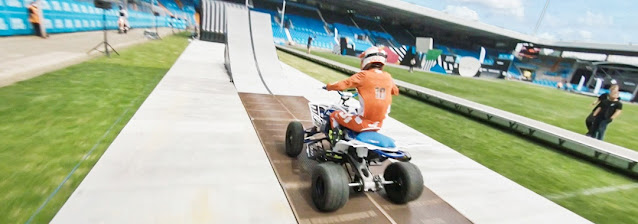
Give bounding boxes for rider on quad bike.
[325,46,399,136]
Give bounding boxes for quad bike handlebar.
[337,90,358,98]
[322,86,358,99]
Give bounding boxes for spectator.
[556,79,568,90]
[193,11,201,39]
[585,82,618,132]
[587,88,623,140]
[409,58,416,73]
[27,1,45,38]
[118,5,129,34]
[307,36,313,54]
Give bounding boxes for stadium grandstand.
[2,0,636,101]
[0,0,197,36]
[200,0,638,102]
[4,0,638,223]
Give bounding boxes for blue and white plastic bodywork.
[306,91,409,160]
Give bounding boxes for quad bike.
[285,90,424,212]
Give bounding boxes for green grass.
[304,49,638,151]
[277,50,638,224]
[0,34,189,223]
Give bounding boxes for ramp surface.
[51,41,295,224]
[275,61,592,224]
[238,93,471,224]
[231,17,471,222]
[226,7,270,94]
[249,11,295,95]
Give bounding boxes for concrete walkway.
[51,41,296,223]
[0,28,175,87]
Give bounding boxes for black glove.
[322,86,327,90]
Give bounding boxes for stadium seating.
[352,15,383,32]
[253,5,633,102]
[331,23,376,51]
[321,10,356,26]
[433,44,451,55]
[158,0,181,14]
[532,79,559,88]
[371,36,394,48]
[351,39,372,52]
[449,47,480,60]
[271,23,288,44]
[382,24,414,46]
[0,0,193,36]
[289,29,335,49]
[287,14,326,35]
[251,6,394,52]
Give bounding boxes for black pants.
[32,22,42,37]
[585,112,595,132]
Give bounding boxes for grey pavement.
[51,40,296,224]
[0,28,175,87]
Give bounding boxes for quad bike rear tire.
[311,163,350,212]
[285,121,304,157]
[383,162,424,204]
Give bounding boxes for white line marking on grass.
[25,93,147,224]
[544,183,638,200]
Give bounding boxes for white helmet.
[359,46,387,69]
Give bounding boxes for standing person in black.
[586,82,618,132]
[587,89,623,140]
[586,92,609,132]
[409,58,416,73]
[307,36,313,54]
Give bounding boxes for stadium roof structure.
[316,0,638,56]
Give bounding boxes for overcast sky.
[401,0,638,45]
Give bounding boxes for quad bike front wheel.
[311,163,350,212]
[383,162,424,204]
[285,121,304,157]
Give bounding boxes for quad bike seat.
[355,131,396,148]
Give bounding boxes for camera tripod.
[88,9,119,57]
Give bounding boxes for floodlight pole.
[533,0,550,36]
[280,0,286,28]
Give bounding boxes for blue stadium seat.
[287,14,327,35]
[289,29,336,49]
[450,47,480,59]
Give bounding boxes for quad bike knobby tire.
[285,121,304,157]
[311,163,350,212]
[383,162,424,204]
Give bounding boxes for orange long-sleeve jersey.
[326,69,399,124]
[28,5,40,24]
